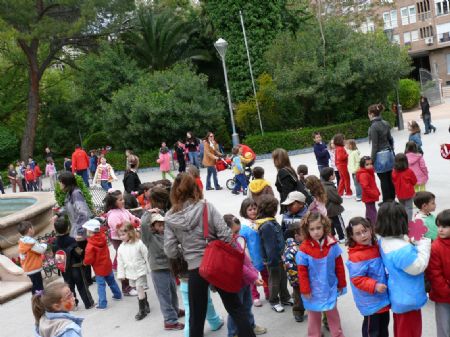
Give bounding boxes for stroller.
[216,157,254,191]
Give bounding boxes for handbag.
[199,200,244,293]
[374,149,395,173]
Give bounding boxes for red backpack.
[55,249,68,273]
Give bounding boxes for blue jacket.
[239,220,265,271]
[257,218,285,268]
[313,142,330,166]
[281,207,308,239]
[35,312,83,337]
[408,133,423,153]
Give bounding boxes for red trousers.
[393,310,422,337]
[337,165,352,196]
[251,268,270,300]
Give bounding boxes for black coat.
[123,170,141,193]
[275,168,314,213]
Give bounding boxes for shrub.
[0,126,19,166]
[54,174,93,211]
[398,79,420,110]
[83,132,111,151]
[105,149,160,171]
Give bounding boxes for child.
[376,202,431,337]
[248,166,274,206]
[426,209,450,337]
[356,156,380,225]
[283,223,305,322]
[345,217,390,337]
[413,191,438,240]
[231,145,248,195]
[141,212,184,330]
[83,219,122,310]
[297,165,308,185]
[256,195,291,313]
[297,165,314,206]
[174,140,186,173]
[405,141,428,192]
[239,198,270,307]
[392,153,417,221]
[334,134,352,197]
[17,221,47,294]
[408,120,423,154]
[117,223,151,320]
[223,214,267,336]
[187,165,203,191]
[24,164,36,191]
[328,139,341,188]
[320,167,345,242]
[45,159,57,190]
[32,282,82,337]
[93,156,117,191]
[123,163,141,194]
[157,146,176,180]
[137,182,153,209]
[313,131,330,173]
[346,139,362,201]
[281,191,308,240]
[305,175,327,216]
[296,211,347,336]
[34,163,43,191]
[54,215,95,310]
[105,190,141,295]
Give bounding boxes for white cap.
[281,191,306,205]
[150,213,165,224]
[82,219,101,232]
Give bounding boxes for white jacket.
[117,239,149,281]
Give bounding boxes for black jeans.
[29,271,44,294]
[377,171,395,203]
[330,215,345,240]
[268,263,290,305]
[362,311,390,337]
[63,266,95,309]
[188,268,255,337]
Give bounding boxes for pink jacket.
[106,208,141,240]
[157,152,171,172]
[406,152,429,185]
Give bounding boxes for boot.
[135,298,147,321]
[144,293,150,314]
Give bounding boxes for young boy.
[33,163,43,191]
[282,224,305,323]
[24,164,36,191]
[426,209,450,337]
[54,215,95,309]
[321,167,346,242]
[313,131,330,173]
[248,166,274,206]
[280,191,308,240]
[231,146,248,196]
[17,221,47,294]
[140,212,184,330]
[414,191,438,240]
[256,195,292,313]
[83,219,122,309]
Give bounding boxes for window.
[383,10,398,29]
[361,20,375,33]
[401,6,416,24]
[411,30,419,41]
[437,23,450,43]
[409,6,417,23]
[393,34,400,44]
[446,54,450,74]
[420,26,434,38]
[404,32,412,43]
[417,0,432,20]
[436,0,450,16]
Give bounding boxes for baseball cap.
[281,191,306,205]
[150,213,165,224]
[82,219,101,232]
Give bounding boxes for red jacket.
[348,243,381,294]
[426,237,450,303]
[72,148,90,172]
[392,168,417,200]
[298,236,346,294]
[24,169,35,183]
[33,165,42,178]
[335,146,348,167]
[356,167,380,203]
[84,230,112,276]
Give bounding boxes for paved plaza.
[1,106,449,336]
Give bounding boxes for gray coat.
[65,188,92,239]
[322,181,344,218]
[141,211,169,271]
[369,117,394,164]
[164,200,231,270]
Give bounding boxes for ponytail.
[368,103,385,117]
[31,283,67,326]
[31,292,46,325]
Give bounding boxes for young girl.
[392,153,417,221]
[32,282,82,337]
[174,140,186,173]
[376,202,431,337]
[346,139,362,201]
[334,134,352,197]
[187,165,203,190]
[93,157,117,191]
[408,121,423,154]
[157,145,176,180]
[296,211,347,336]
[305,175,328,216]
[328,139,341,188]
[356,156,380,225]
[45,159,57,190]
[405,141,428,192]
[105,190,141,296]
[239,198,270,306]
[345,217,390,337]
[117,223,150,321]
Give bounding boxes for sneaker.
[271,303,284,313]
[85,302,96,310]
[356,197,362,202]
[253,299,263,307]
[243,189,248,196]
[206,187,214,190]
[294,314,305,322]
[112,296,122,301]
[211,318,224,331]
[281,298,294,306]
[253,325,267,335]
[95,305,107,310]
[164,322,185,330]
[127,289,138,296]
[178,309,185,318]
[215,186,223,190]
[231,190,240,195]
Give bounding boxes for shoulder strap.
[203,200,209,240]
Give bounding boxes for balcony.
[418,11,432,21]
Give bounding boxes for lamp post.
[214,38,240,146]
[384,28,404,130]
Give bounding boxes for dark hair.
[257,195,278,218]
[272,148,294,172]
[32,282,68,325]
[404,141,418,154]
[368,103,385,117]
[239,198,258,218]
[376,202,409,237]
[286,222,302,240]
[305,175,327,203]
[54,215,70,235]
[252,167,264,179]
[413,191,435,209]
[394,153,409,171]
[170,173,203,213]
[17,221,33,236]
[312,131,320,137]
[124,193,139,209]
[320,167,335,181]
[103,190,122,212]
[150,186,171,212]
[300,211,331,240]
[297,164,308,176]
[333,133,345,146]
[75,144,80,148]
[57,171,78,193]
[436,209,450,227]
[187,165,200,178]
[359,156,372,168]
[346,217,376,247]
[232,146,240,155]
[223,214,240,228]
[140,182,153,192]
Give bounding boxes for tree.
[0,0,134,160]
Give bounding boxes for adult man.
[72,145,90,187]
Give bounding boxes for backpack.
[55,249,68,273]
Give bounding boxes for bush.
[398,79,420,110]
[0,126,19,167]
[105,149,161,171]
[54,174,93,210]
[83,132,111,151]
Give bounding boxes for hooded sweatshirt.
[36,312,83,337]
[18,236,47,274]
[405,152,428,185]
[248,179,274,205]
[83,231,112,277]
[164,200,232,270]
[356,167,380,203]
[256,217,285,268]
[426,237,450,303]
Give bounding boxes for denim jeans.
[233,173,248,193]
[423,115,435,134]
[399,198,413,222]
[352,173,362,198]
[206,166,220,189]
[96,271,122,308]
[151,270,179,324]
[188,152,200,168]
[227,285,255,337]
[100,180,112,191]
[76,169,90,187]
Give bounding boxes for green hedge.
[105,148,161,171]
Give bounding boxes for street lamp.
[214,38,240,146]
[384,28,404,130]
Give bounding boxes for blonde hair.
[346,139,357,151]
[32,282,67,325]
[305,176,327,203]
[122,223,138,243]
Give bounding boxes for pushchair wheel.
[226,178,235,190]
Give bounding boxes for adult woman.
[164,174,255,337]
[202,132,222,190]
[368,103,396,203]
[93,156,117,191]
[420,96,436,134]
[185,132,200,168]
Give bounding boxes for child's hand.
[303,293,312,299]
[375,283,387,293]
[255,279,264,286]
[338,288,344,295]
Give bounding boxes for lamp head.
[214,38,228,58]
